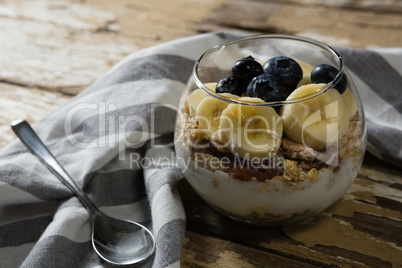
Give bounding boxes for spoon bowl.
[11,119,156,266]
[92,212,155,266]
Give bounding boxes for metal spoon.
[11,119,155,266]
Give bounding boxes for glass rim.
[193,34,345,106]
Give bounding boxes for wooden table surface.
[1,0,401,267]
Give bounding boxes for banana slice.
[196,93,239,141]
[219,97,283,160]
[342,88,358,119]
[296,60,314,88]
[280,83,349,150]
[296,60,314,76]
[297,74,312,88]
[188,89,208,116]
[188,83,217,116]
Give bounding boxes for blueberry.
[246,74,287,102]
[216,76,243,96]
[232,56,264,86]
[310,64,347,94]
[263,56,303,94]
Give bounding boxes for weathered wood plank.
[265,0,402,14]
[181,196,400,267]
[0,0,226,94]
[0,0,226,150]
[265,3,402,48]
[179,154,402,267]
[198,0,402,48]
[85,0,227,41]
[0,0,116,30]
[0,83,70,148]
[182,231,322,267]
[1,1,401,267]
[197,1,286,34]
[0,15,137,94]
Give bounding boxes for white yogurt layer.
[175,140,361,219]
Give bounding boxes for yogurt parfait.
[174,35,366,225]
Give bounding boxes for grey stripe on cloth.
[0,31,401,268]
[0,32,230,268]
[84,54,195,95]
[335,47,402,113]
[0,164,72,201]
[152,219,186,268]
[84,169,147,207]
[366,118,402,166]
[0,215,53,247]
[1,102,177,163]
[335,46,402,166]
[20,236,101,268]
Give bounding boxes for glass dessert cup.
[174,34,367,226]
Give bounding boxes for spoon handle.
[11,119,99,216]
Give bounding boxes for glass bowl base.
[211,205,321,226]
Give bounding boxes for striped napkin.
[0,32,401,268]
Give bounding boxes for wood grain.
[0,0,224,146]
[182,231,321,267]
[198,0,402,48]
[0,0,401,267]
[0,82,70,148]
[179,153,402,267]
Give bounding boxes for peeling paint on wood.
[0,0,225,145]
[0,83,70,148]
[199,0,402,48]
[0,0,401,267]
[180,153,402,267]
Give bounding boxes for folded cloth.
[333,45,402,166]
[0,32,401,268]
